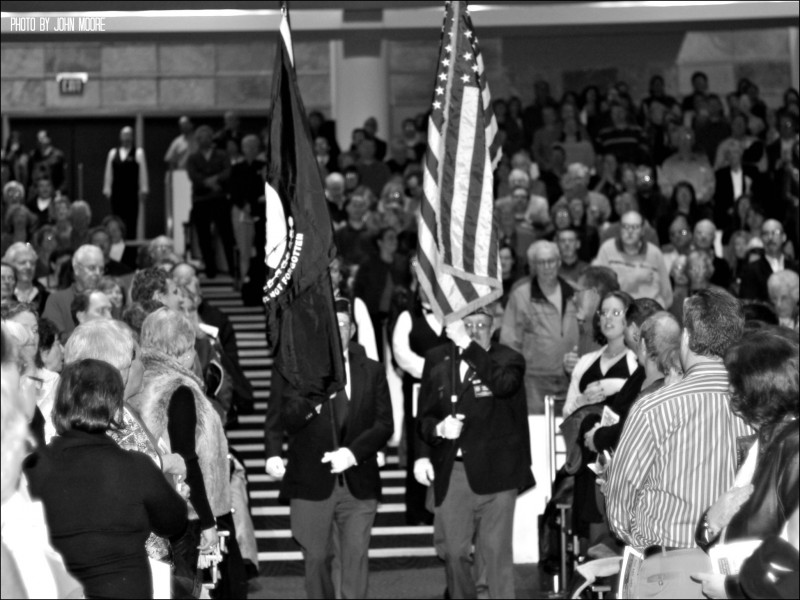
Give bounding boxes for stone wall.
[0,39,331,115]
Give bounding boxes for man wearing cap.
[265,298,393,599]
[415,306,534,599]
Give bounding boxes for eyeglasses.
[621,224,642,232]
[597,309,625,319]
[761,229,783,238]
[535,258,559,267]
[670,228,690,237]
[464,322,490,331]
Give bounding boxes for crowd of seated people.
[1,72,799,598]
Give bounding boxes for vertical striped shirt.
[606,361,753,551]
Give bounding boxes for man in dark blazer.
[414,307,534,599]
[264,298,393,599]
[740,219,799,302]
[713,141,764,231]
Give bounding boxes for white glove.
[321,448,357,473]
[445,321,471,349]
[265,456,286,479]
[436,414,465,439]
[376,451,386,468]
[414,458,435,487]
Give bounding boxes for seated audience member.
[97,277,125,320]
[32,224,59,280]
[2,302,57,445]
[670,250,727,325]
[599,192,660,247]
[70,289,113,325]
[334,187,375,267]
[1,261,16,305]
[768,270,800,329]
[593,211,673,309]
[102,215,137,270]
[692,329,799,599]
[556,228,587,286]
[3,204,38,254]
[68,200,92,250]
[740,220,799,302]
[661,214,693,277]
[496,196,537,270]
[4,242,49,315]
[742,300,780,328]
[658,126,715,204]
[585,303,676,456]
[36,317,64,375]
[713,140,764,233]
[1,328,83,600]
[565,266,621,361]
[324,172,348,227]
[692,220,732,289]
[146,236,180,270]
[657,181,704,242]
[501,240,580,414]
[353,227,411,362]
[24,358,188,600]
[88,226,132,277]
[135,308,246,599]
[42,244,104,340]
[130,266,183,311]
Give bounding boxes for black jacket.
[417,340,534,506]
[269,343,394,502]
[696,420,799,599]
[739,255,799,302]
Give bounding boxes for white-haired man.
[42,244,104,341]
[501,240,580,414]
[3,242,49,314]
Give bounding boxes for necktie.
[332,388,349,442]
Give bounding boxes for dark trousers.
[192,198,236,277]
[435,462,517,599]
[111,192,138,239]
[290,482,378,599]
[402,377,433,525]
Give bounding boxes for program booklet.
[708,539,761,575]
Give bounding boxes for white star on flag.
[471,64,479,72]
[464,30,472,38]
[463,52,472,60]
[442,58,451,67]
[445,44,452,52]
[439,72,447,81]
[433,100,442,110]
[461,74,470,83]
[436,86,445,95]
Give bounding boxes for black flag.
[263,2,345,400]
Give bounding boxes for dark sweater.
[25,429,187,600]
[168,386,215,528]
[593,366,648,453]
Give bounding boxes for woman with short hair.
[23,358,187,599]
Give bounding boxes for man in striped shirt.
[606,288,753,598]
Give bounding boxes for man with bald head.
[501,240,579,413]
[740,220,799,302]
[103,125,149,237]
[691,220,732,289]
[594,210,673,309]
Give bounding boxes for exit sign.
[56,72,88,96]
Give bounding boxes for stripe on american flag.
[415,0,502,325]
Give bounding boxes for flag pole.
[451,343,458,417]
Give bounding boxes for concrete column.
[331,37,390,153]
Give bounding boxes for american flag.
[415,0,502,325]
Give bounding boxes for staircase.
[200,276,440,576]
